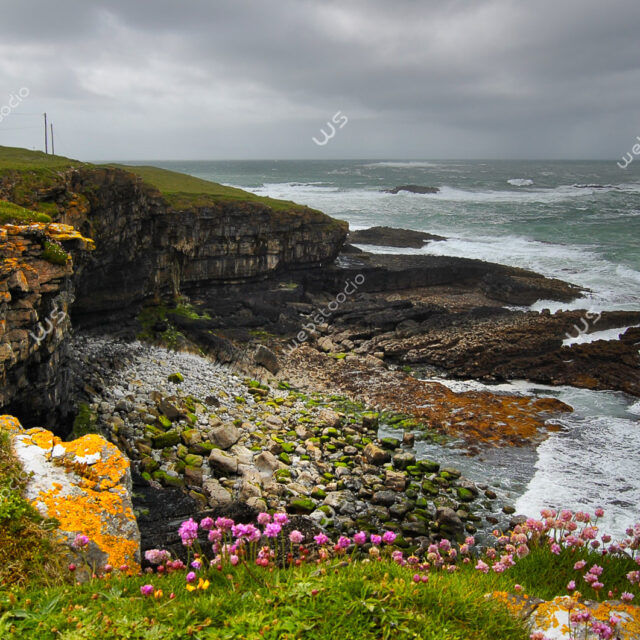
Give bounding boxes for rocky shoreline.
[2,149,638,568]
[67,333,528,556]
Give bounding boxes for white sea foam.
[507,178,534,186]
[629,400,640,416]
[515,413,640,540]
[361,161,440,168]
[562,324,640,346]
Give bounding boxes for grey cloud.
[0,0,639,159]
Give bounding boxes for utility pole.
[44,112,48,154]
[50,123,55,156]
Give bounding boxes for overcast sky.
[0,0,639,161]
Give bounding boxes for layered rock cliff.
[0,148,348,424]
[0,221,93,425]
[1,163,348,319]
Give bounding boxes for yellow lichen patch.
[56,434,129,488]
[533,597,640,638]
[0,415,23,434]
[37,488,139,571]
[493,591,640,639]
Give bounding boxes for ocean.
[144,159,640,538]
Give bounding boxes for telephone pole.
[50,123,55,156]
[44,112,48,154]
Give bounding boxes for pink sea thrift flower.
[289,530,304,544]
[200,517,214,531]
[337,536,351,549]
[475,560,489,574]
[264,523,281,538]
[567,580,576,591]
[353,531,367,545]
[72,534,90,549]
[382,531,397,545]
[140,585,154,596]
[574,560,587,570]
[215,517,234,531]
[208,529,222,543]
[179,518,199,547]
[257,512,271,525]
[314,532,329,545]
[595,507,605,518]
[230,554,239,566]
[273,512,289,525]
[621,592,635,602]
[370,534,382,546]
[550,543,561,555]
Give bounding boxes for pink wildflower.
[200,517,214,531]
[257,512,271,525]
[475,560,489,574]
[289,530,304,544]
[574,560,587,570]
[621,592,634,602]
[370,534,382,546]
[337,536,351,549]
[382,531,397,545]
[567,580,576,591]
[313,532,329,545]
[178,518,199,547]
[264,523,281,538]
[186,571,196,583]
[273,512,289,525]
[140,584,154,596]
[353,531,367,546]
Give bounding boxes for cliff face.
[32,167,347,317]
[0,223,93,425]
[0,154,348,424]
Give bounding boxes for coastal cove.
[154,158,640,539]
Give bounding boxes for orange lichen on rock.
[285,345,572,449]
[491,591,640,639]
[0,415,140,572]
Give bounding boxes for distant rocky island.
[385,184,440,194]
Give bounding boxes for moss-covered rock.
[287,497,316,514]
[151,430,181,449]
[167,372,184,384]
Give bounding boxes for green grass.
[0,560,530,639]
[0,201,51,225]
[110,164,323,214]
[0,146,340,222]
[0,146,82,172]
[502,544,639,601]
[0,431,67,588]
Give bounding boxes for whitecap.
[507,178,534,186]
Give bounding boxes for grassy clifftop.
[112,164,318,214]
[0,146,325,217]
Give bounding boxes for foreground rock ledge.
[0,414,140,572]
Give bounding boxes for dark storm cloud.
[0,0,639,159]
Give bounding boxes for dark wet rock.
[363,443,391,465]
[254,345,280,374]
[436,507,465,539]
[386,185,440,195]
[349,226,445,248]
